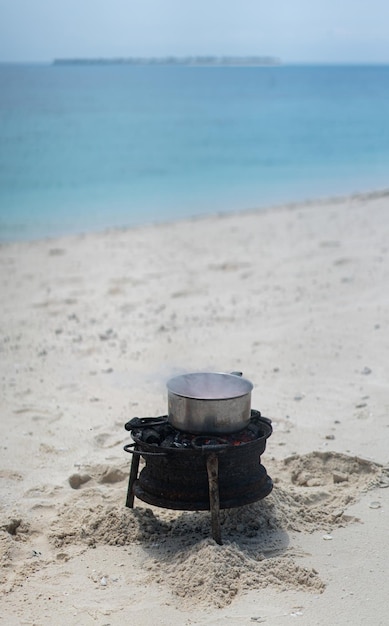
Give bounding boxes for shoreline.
[2,186,389,246]
[1,190,388,624]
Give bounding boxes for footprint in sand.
[0,469,23,482]
[68,463,127,489]
[94,432,122,449]
[13,405,62,424]
[24,484,64,499]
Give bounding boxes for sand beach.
[1,191,389,625]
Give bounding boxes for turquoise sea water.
[1,64,389,240]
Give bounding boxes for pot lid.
[166,372,253,400]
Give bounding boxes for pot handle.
[229,371,243,377]
[123,443,167,457]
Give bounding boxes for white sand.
[1,192,389,625]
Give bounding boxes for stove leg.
[206,453,222,545]
[126,446,140,508]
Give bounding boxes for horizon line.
[2,58,389,66]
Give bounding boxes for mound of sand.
[38,451,384,607]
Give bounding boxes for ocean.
[1,63,389,241]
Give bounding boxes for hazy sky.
[1,0,389,63]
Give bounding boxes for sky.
[1,0,389,64]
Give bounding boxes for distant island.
[53,56,281,67]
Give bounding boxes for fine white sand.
[1,191,389,625]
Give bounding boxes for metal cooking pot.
[166,371,253,434]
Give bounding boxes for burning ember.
[127,410,267,448]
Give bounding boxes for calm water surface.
[1,64,389,240]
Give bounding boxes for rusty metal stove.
[124,410,273,544]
